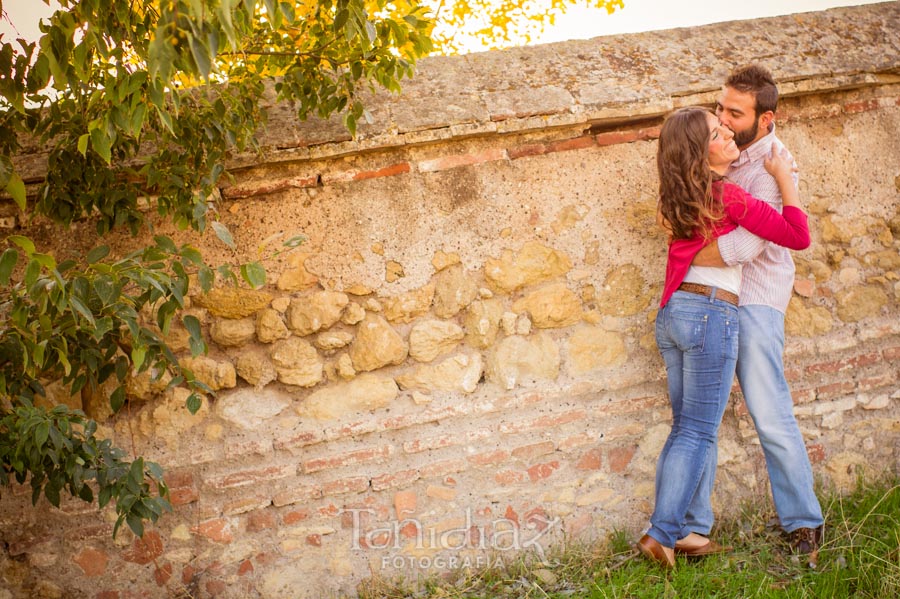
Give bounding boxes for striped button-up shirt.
[718,125,799,313]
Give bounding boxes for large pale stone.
[863,249,900,270]
[432,265,478,318]
[192,287,273,318]
[408,319,465,362]
[396,352,483,393]
[785,298,834,336]
[349,314,408,372]
[235,352,278,387]
[270,338,323,387]
[819,215,868,244]
[298,373,398,419]
[315,331,354,351]
[216,387,291,429]
[464,299,504,349]
[512,283,582,328]
[836,286,888,322]
[567,326,627,373]
[182,356,237,391]
[485,333,560,390]
[286,291,349,335]
[596,264,652,317]
[484,241,572,294]
[381,282,435,323]
[210,317,256,347]
[256,308,290,343]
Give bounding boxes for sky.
[0,0,889,51]
[528,0,887,46]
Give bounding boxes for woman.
[637,107,810,568]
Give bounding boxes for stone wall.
[2,3,899,598]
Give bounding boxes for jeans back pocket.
[667,310,709,353]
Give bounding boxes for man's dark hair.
[725,64,778,116]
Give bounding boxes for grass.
[358,476,900,599]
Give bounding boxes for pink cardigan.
[660,180,810,307]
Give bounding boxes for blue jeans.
[736,305,824,531]
[683,305,824,534]
[649,290,739,547]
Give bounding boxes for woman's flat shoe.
[674,537,730,557]
[636,534,675,569]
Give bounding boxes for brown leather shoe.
[674,536,731,557]
[790,525,824,568]
[636,534,675,569]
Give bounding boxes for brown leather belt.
[677,282,739,306]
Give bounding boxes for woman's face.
[706,112,739,174]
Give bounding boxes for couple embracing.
[637,65,825,568]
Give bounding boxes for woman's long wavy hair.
[657,107,724,241]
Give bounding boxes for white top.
[683,264,741,295]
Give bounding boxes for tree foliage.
[0,0,432,537]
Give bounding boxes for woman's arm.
[723,184,810,250]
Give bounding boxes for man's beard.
[732,117,760,147]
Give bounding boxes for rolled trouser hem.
[782,521,825,534]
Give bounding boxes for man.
[690,64,825,565]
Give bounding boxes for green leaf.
[131,346,147,371]
[109,385,126,413]
[31,253,56,269]
[240,261,266,289]
[198,265,215,291]
[0,248,18,285]
[211,222,235,249]
[77,133,90,157]
[185,393,202,415]
[8,235,35,256]
[34,422,50,448]
[180,246,203,265]
[56,348,72,376]
[23,258,41,289]
[126,513,145,538]
[45,481,61,507]
[6,172,26,211]
[183,314,202,340]
[189,35,212,81]
[68,296,96,326]
[90,128,112,164]
[154,235,177,253]
[86,245,110,263]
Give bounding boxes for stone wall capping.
[11,4,896,188]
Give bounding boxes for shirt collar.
[739,123,778,164]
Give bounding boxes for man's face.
[715,87,766,149]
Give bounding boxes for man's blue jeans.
[680,304,824,536]
[649,290,739,547]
